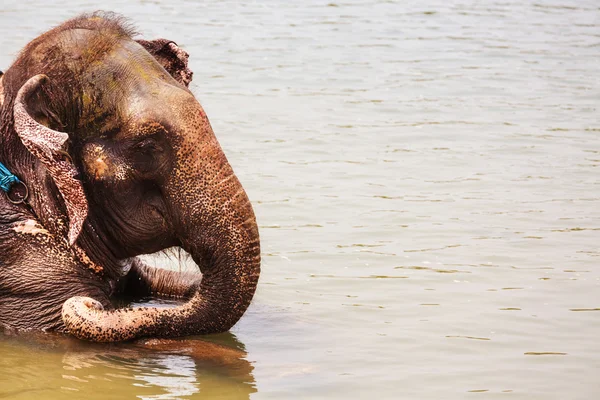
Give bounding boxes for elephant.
[0,12,260,342]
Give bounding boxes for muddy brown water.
[1,1,599,399]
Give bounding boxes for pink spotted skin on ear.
[13,75,88,245]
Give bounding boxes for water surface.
[1,0,599,399]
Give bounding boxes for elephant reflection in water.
[1,332,256,399]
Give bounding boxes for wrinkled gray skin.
[0,14,260,342]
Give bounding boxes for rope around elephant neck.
[0,162,20,193]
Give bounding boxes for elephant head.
[1,13,260,341]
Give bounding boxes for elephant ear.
[136,39,193,87]
[13,74,88,245]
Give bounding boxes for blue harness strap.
[0,162,20,193]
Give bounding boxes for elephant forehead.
[72,36,211,144]
[77,40,183,128]
[82,40,178,100]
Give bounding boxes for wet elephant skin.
[0,12,260,342]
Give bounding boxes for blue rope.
[0,162,20,193]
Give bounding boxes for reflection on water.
[0,331,256,400]
[133,355,199,399]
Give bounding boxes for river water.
[1,1,599,399]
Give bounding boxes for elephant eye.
[130,138,162,173]
[134,138,160,152]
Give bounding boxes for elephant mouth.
[137,247,198,277]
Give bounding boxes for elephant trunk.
[62,133,261,341]
[169,151,262,335]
